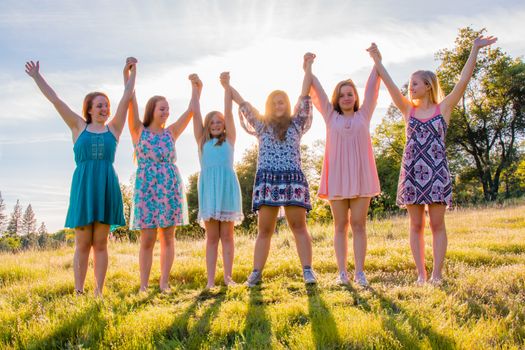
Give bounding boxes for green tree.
[111,183,140,242]
[37,222,49,249]
[235,144,258,227]
[6,200,22,236]
[186,172,200,224]
[21,204,37,236]
[437,27,525,201]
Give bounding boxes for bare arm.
[367,43,412,119]
[25,61,84,134]
[301,52,315,97]
[220,72,236,145]
[229,84,245,106]
[123,58,143,145]
[191,74,204,144]
[110,57,137,140]
[169,73,200,140]
[440,35,497,122]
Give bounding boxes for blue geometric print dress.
[198,139,243,224]
[239,96,313,212]
[65,126,125,228]
[396,105,452,207]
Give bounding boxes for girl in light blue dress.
[192,73,243,288]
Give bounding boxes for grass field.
[1,204,524,349]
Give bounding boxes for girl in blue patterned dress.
[368,36,497,284]
[230,54,317,286]
[25,58,136,296]
[126,68,200,292]
[192,73,243,288]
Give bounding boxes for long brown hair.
[331,79,359,114]
[82,92,110,124]
[143,95,167,127]
[200,111,227,150]
[264,90,292,141]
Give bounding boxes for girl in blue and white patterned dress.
[230,53,318,286]
[192,73,243,288]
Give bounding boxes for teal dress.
[65,126,125,228]
[197,139,243,224]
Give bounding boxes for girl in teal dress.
[192,73,243,288]
[25,58,137,296]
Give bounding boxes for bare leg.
[349,197,371,274]
[428,204,447,281]
[74,225,93,293]
[407,205,427,282]
[253,206,279,271]
[92,221,110,296]
[204,220,220,288]
[284,206,313,268]
[139,228,157,291]
[219,221,235,285]
[158,226,175,291]
[329,200,350,274]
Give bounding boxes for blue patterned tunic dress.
[239,96,313,212]
[396,105,452,207]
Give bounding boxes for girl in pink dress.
[126,65,201,292]
[368,35,497,284]
[309,52,381,286]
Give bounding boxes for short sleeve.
[238,101,264,136]
[292,96,313,135]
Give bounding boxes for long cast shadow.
[243,286,272,349]
[368,287,456,349]
[307,285,342,349]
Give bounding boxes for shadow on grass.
[25,302,106,349]
[243,286,272,349]
[368,287,456,350]
[306,284,342,349]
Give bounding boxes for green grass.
[1,204,524,349]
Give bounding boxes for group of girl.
[25,34,496,295]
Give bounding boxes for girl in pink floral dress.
[126,66,201,292]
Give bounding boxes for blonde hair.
[409,70,444,104]
[200,111,226,150]
[264,90,292,141]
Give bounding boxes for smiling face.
[208,113,225,137]
[272,94,288,118]
[153,99,170,124]
[338,85,357,113]
[409,73,431,101]
[88,95,110,123]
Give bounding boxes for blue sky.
[1,0,524,232]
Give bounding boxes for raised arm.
[360,66,381,122]
[229,84,245,106]
[191,74,204,144]
[367,43,412,119]
[301,52,315,97]
[124,59,142,145]
[109,57,137,140]
[169,74,200,140]
[25,61,85,135]
[220,72,236,145]
[440,35,497,122]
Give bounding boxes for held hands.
[367,43,382,63]
[473,35,497,50]
[123,57,137,82]
[303,52,316,71]
[188,73,202,92]
[220,72,230,89]
[24,60,40,78]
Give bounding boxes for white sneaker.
[245,270,262,287]
[303,268,318,284]
[354,271,369,287]
[335,271,350,285]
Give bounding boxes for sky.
[1,0,524,232]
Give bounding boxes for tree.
[186,172,200,224]
[0,191,6,233]
[111,183,140,242]
[6,200,22,236]
[37,222,49,249]
[436,27,525,201]
[21,204,37,235]
[235,144,259,227]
